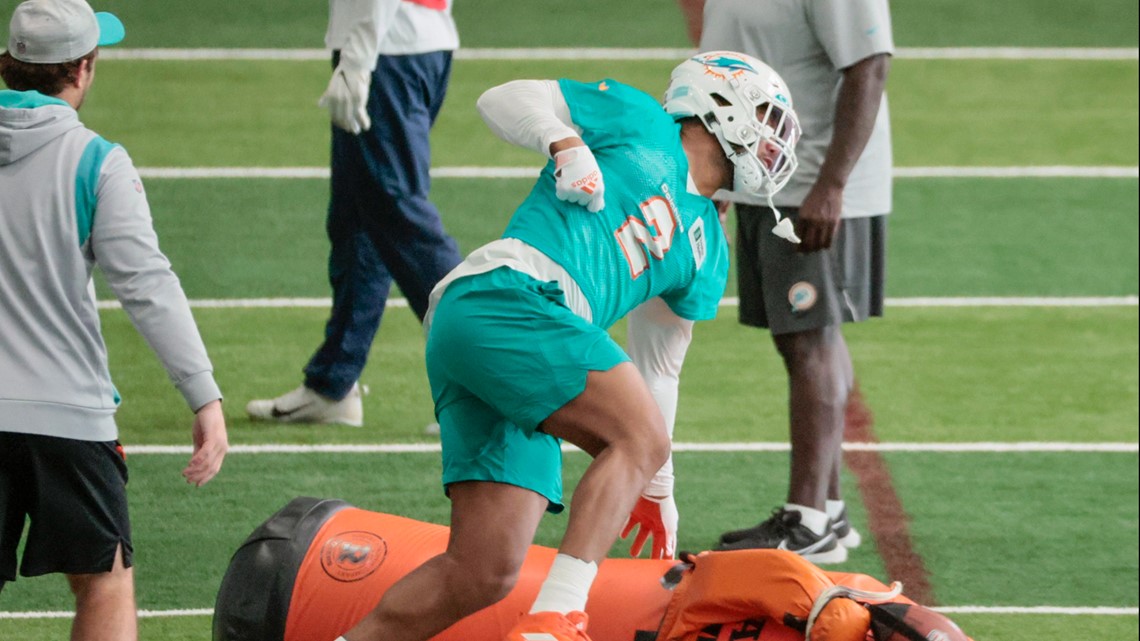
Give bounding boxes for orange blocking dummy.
[212,497,970,641]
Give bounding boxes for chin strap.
[767,192,801,244]
[804,581,903,641]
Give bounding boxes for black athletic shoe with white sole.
[829,505,862,549]
[715,508,847,564]
[723,505,863,550]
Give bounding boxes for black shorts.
[736,206,887,335]
[0,432,132,588]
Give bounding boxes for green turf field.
[63,58,1140,168]
[1,0,1137,639]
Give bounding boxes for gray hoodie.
[0,89,220,441]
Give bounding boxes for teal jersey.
[503,79,729,329]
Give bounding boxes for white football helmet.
[664,51,801,203]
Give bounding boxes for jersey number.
[614,196,678,279]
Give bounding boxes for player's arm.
[90,149,229,486]
[619,297,695,559]
[477,80,606,212]
[319,0,402,134]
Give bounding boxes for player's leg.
[774,325,850,512]
[502,363,668,641]
[718,205,847,563]
[343,481,548,641]
[67,544,137,641]
[427,269,661,637]
[246,53,385,424]
[301,76,392,400]
[356,51,461,321]
[539,363,670,566]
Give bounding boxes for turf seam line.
[133,166,1140,179]
[94,296,1140,310]
[118,442,1140,455]
[98,47,1140,61]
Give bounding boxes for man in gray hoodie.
[0,2,228,639]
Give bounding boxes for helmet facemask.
[706,94,800,202]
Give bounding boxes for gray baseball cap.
[5,0,125,64]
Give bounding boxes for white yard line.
[121,442,1139,455]
[94,296,1140,310]
[135,166,1140,180]
[0,609,214,619]
[936,606,1139,616]
[100,47,1140,61]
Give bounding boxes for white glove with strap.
[620,494,678,560]
[553,146,606,213]
[319,62,372,134]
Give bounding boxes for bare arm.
[797,53,891,252]
[677,0,706,47]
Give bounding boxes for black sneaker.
[830,505,862,549]
[716,508,847,564]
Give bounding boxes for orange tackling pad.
[213,498,966,641]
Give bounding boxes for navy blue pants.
[304,51,462,400]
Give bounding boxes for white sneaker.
[245,383,363,427]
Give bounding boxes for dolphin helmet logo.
[692,53,758,74]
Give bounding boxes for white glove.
[620,495,678,559]
[319,63,372,134]
[553,146,605,213]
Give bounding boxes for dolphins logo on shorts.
[788,281,817,313]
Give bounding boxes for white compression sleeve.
[626,297,693,498]
[476,79,580,157]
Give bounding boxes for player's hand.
[620,495,678,559]
[319,63,372,134]
[183,399,228,487]
[553,146,606,213]
[795,182,842,252]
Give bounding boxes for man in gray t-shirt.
[679,0,893,563]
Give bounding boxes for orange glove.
[621,495,678,559]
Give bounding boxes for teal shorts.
[426,267,630,513]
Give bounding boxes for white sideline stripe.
[2,605,1135,620]
[94,296,1140,310]
[873,296,1140,308]
[935,606,1139,616]
[0,609,214,620]
[135,166,1140,180]
[100,47,1140,61]
[894,166,1139,179]
[123,442,1139,455]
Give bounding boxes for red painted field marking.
[844,382,936,605]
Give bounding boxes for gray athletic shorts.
[736,206,887,335]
